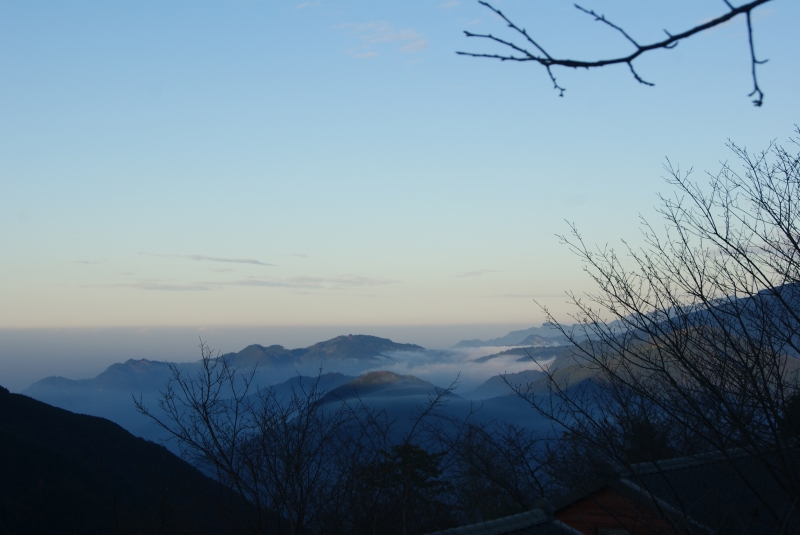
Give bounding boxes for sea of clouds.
[365,347,555,393]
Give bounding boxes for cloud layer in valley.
[364,346,554,393]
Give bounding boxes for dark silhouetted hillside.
[0,385,226,535]
[461,370,544,400]
[471,344,569,364]
[323,370,439,400]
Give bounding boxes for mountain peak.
[452,325,569,348]
[322,370,439,401]
[293,334,424,363]
[349,370,425,386]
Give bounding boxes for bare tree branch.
[458,0,774,105]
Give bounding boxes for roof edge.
[425,507,552,535]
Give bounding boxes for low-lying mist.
[367,347,553,393]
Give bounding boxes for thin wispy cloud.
[295,1,320,9]
[440,0,460,9]
[100,281,214,292]
[339,21,428,57]
[141,253,274,266]
[496,293,565,299]
[327,275,395,287]
[95,275,397,292]
[76,260,101,265]
[402,40,427,52]
[226,276,326,289]
[226,275,396,290]
[455,270,497,279]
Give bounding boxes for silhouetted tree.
[136,343,460,535]
[522,130,800,532]
[357,443,452,535]
[439,420,549,524]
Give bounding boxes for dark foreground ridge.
[0,385,225,535]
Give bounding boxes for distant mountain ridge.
[18,326,592,447]
[452,325,569,348]
[26,334,423,393]
[223,334,424,368]
[22,335,429,443]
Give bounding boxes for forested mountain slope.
[0,386,225,535]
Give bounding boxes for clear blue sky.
[2,0,799,332]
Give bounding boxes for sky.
[1,0,799,387]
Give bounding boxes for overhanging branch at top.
[458,0,773,106]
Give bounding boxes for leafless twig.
[458,0,773,105]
